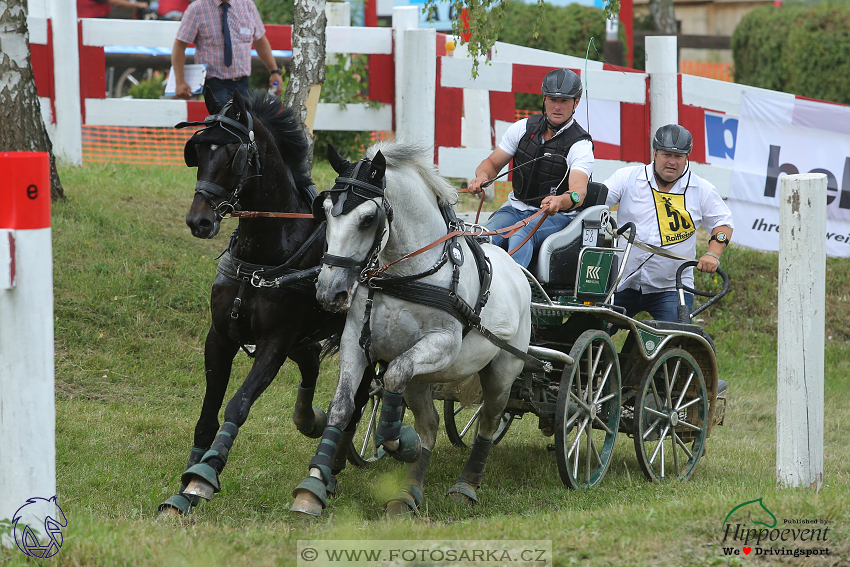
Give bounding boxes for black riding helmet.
[652,124,693,154]
[541,68,583,99]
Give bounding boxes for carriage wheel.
[347,380,394,467]
[443,400,513,449]
[633,348,708,482]
[555,330,621,489]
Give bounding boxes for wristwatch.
[565,191,581,211]
[270,68,283,76]
[709,232,729,246]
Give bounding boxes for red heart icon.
[743,547,752,555]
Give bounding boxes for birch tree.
[284,0,327,169]
[0,0,64,200]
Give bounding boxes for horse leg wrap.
[293,385,328,439]
[331,428,355,476]
[374,389,404,446]
[309,427,342,485]
[387,448,431,514]
[447,435,493,503]
[326,428,356,497]
[181,422,238,492]
[158,445,209,514]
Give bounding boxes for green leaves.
[732,4,850,104]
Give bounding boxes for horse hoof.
[447,481,479,506]
[184,477,215,501]
[386,500,416,518]
[158,506,182,519]
[290,489,324,517]
[447,491,476,506]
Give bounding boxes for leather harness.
[319,163,548,372]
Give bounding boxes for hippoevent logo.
[12,496,67,559]
[720,498,832,558]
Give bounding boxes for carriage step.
[526,346,575,367]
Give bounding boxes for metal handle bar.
[675,261,730,323]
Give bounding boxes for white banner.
[728,92,850,257]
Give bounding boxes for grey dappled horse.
[290,142,532,517]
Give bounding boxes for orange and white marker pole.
[0,152,56,544]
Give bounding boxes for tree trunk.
[284,0,327,170]
[648,0,678,35]
[0,0,65,201]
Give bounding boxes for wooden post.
[645,36,677,161]
[398,28,436,163]
[49,0,83,164]
[392,6,419,136]
[0,153,55,546]
[777,173,826,491]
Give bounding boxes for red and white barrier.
[0,152,55,541]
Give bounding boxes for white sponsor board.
[727,92,850,257]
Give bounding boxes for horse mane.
[365,141,457,205]
[244,91,312,188]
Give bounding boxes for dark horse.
[159,89,370,516]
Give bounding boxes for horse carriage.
[346,179,730,490]
[162,90,728,520]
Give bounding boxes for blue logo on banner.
[12,496,67,559]
[705,114,738,160]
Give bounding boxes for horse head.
[181,88,263,239]
[314,144,387,312]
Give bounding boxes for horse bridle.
[176,101,261,220]
[314,159,393,274]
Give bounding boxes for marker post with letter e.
[0,152,56,545]
[776,172,826,491]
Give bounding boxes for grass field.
[2,162,849,567]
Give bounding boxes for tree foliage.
[433,0,619,76]
[494,1,622,109]
[732,4,850,104]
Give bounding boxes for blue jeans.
[204,76,250,105]
[613,288,694,323]
[485,204,573,268]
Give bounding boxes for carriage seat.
[531,182,611,287]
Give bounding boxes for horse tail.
[320,333,341,361]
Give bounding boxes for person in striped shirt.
[171,0,282,103]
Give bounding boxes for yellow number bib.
[652,189,695,246]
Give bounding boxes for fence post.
[325,1,350,67]
[399,28,436,163]
[0,153,56,546]
[49,0,83,164]
[777,173,826,491]
[645,36,677,160]
[392,6,419,134]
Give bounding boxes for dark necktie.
[220,2,232,68]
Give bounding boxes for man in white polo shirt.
[468,68,594,268]
[604,124,734,322]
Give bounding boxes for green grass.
[2,162,849,566]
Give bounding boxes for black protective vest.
[511,115,593,202]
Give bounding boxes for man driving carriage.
[604,124,734,323]
[469,68,594,268]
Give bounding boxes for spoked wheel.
[444,399,513,449]
[555,329,621,489]
[347,380,394,467]
[633,348,708,482]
